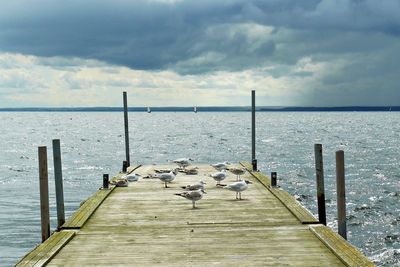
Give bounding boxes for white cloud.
[0,1,399,106]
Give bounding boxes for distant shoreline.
[0,106,398,112]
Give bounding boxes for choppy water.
[0,112,399,266]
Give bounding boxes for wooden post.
[314,144,327,225]
[52,139,65,229]
[122,160,128,172]
[38,146,50,242]
[103,174,109,189]
[271,172,277,187]
[336,150,347,240]
[251,90,256,171]
[123,91,130,167]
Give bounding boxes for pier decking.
[17,163,374,266]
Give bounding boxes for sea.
[0,111,399,266]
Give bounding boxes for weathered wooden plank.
[310,225,376,267]
[48,226,345,267]
[61,188,115,229]
[19,164,373,266]
[241,161,319,224]
[16,231,66,266]
[271,188,319,224]
[60,165,143,228]
[15,231,75,267]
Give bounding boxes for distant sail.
[147,107,151,113]
[194,107,197,113]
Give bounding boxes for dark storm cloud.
[1,0,399,74]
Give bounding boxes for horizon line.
[0,106,398,112]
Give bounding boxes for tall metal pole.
[123,91,130,167]
[38,146,50,242]
[52,139,65,229]
[314,144,326,225]
[251,90,257,171]
[336,150,347,240]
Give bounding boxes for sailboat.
[193,107,197,113]
[147,107,151,113]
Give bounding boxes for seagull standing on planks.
[173,158,193,170]
[209,170,227,185]
[174,189,206,209]
[211,161,230,171]
[154,168,179,188]
[222,180,252,200]
[181,180,206,191]
[227,167,246,181]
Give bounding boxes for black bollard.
[271,172,277,187]
[122,160,128,172]
[103,174,109,189]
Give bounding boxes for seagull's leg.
[192,200,195,209]
[165,182,168,188]
[239,192,242,200]
[236,192,238,199]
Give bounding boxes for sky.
[0,0,399,107]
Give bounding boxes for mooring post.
[103,174,109,189]
[122,160,128,173]
[314,144,327,225]
[271,172,277,187]
[123,91,131,167]
[251,90,257,171]
[336,150,347,240]
[38,146,50,242]
[52,139,65,229]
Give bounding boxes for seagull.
[124,173,141,182]
[222,180,252,200]
[182,167,199,175]
[181,180,206,191]
[115,178,128,187]
[173,158,193,170]
[154,168,179,188]
[227,167,246,181]
[174,189,206,209]
[209,170,227,185]
[211,161,230,171]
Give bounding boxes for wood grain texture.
[19,164,373,266]
[310,225,375,267]
[61,187,115,229]
[241,161,319,224]
[15,231,75,267]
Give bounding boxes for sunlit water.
[0,112,399,266]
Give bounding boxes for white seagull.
[227,167,246,181]
[174,189,206,209]
[154,169,178,188]
[211,161,230,171]
[181,180,206,191]
[209,170,227,185]
[223,180,252,200]
[173,158,193,169]
[124,173,141,182]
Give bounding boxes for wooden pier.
[16,163,374,266]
